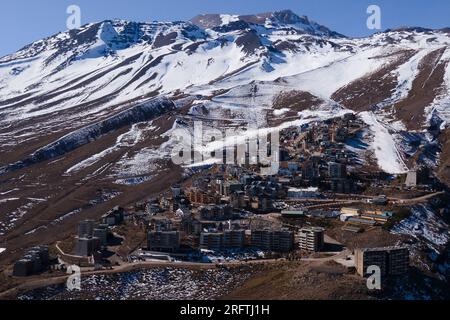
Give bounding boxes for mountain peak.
[191,10,345,38]
[271,9,305,24]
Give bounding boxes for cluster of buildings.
[188,228,300,253]
[146,225,297,254]
[13,246,50,277]
[190,228,310,253]
[11,207,126,275]
[129,114,419,260]
[340,207,393,227]
[146,218,327,254]
[74,206,125,258]
[132,116,375,257]
[47,114,422,267]
[139,169,307,255]
[279,114,363,194]
[75,220,106,257]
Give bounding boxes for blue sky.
[0,0,449,57]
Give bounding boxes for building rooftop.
[281,210,307,216]
[288,187,319,192]
[300,227,325,233]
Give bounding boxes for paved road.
[282,191,445,208]
[393,191,445,204]
[300,249,351,262]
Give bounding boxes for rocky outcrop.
[0,97,175,175]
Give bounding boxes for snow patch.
[273,108,290,116]
[360,111,407,174]
[66,123,144,173]
[0,198,20,203]
[392,205,449,252]
[220,15,239,26]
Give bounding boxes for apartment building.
[13,246,50,277]
[75,220,100,257]
[299,227,325,252]
[251,229,295,252]
[200,232,223,251]
[148,231,180,253]
[200,230,246,250]
[223,230,246,248]
[355,247,409,277]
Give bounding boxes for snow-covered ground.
[392,205,450,253]
[387,48,436,105]
[425,47,450,128]
[111,148,165,179]
[198,248,266,263]
[359,111,408,174]
[66,123,147,174]
[19,267,255,300]
[0,198,20,203]
[0,189,20,196]
[0,197,47,236]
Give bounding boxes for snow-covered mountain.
[190,10,345,37]
[0,9,449,253]
[0,10,449,134]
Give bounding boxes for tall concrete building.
[93,224,109,246]
[75,220,100,257]
[223,230,246,249]
[251,229,294,252]
[13,246,50,277]
[78,220,95,238]
[251,230,273,251]
[272,230,295,252]
[148,231,180,252]
[405,168,429,188]
[329,162,347,179]
[102,206,125,226]
[405,171,418,187]
[171,184,182,198]
[13,259,35,277]
[75,237,100,257]
[299,227,325,252]
[302,161,319,180]
[355,247,409,277]
[200,232,223,251]
[387,247,410,276]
